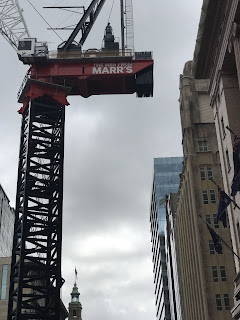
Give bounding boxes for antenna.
[120,0,125,51]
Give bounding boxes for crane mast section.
[124,0,134,51]
[0,0,29,50]
[59,0,107,51]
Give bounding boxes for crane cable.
[25,0,63,41]
[108,0,115,23]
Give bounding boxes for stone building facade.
[192,1,240,317]
[176,60,235,320]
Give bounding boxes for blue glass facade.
[150,157,183,320]
[1,265,8,300]
[154,157,183,233]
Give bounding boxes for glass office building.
[0,184,14,257]
[154,158,183,232]
[150,157,183,320]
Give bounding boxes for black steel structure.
[8,98,65,320]
[58,0,106,51]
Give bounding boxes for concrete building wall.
[211,73,240,277]
[176,61,235,320]
[0,185,14,257]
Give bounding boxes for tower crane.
[0,1,154,319]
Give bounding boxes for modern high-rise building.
[191,1,240,317]
[176,60,235,320]
[165,193,183,320]
[0,184,14,257]
[150,157,183,320]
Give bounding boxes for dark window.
[209,240,215,254]
[200,167,206,180]
[237,223,240,244]
[218,240,223,254]
[203,191,208,204]
[212,266,218,282]
[220,266,226,281]
[73,310,77,316]
[210,190,216,204]
[1,265,8,300]
[207,167,213,180]
[205,214,211,225]
[221,117,226,137]
[224,294,230,310]
[213,214,219,228]
[216,294,222,310]
[164,290,169,301]
[198,141,208,152]
[18,40,32,50]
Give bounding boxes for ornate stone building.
[192,1,240,318]
[177,60,235,319]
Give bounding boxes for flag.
[75,267,78,279]
[216,189,232,228]
[231,134,240,196]
[207,225,223,254]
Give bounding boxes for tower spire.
[68,270,82,319]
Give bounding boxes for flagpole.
[226,126,236,136]
[210,178,240,210]
[199,214,240,260]
[75,267,77,284]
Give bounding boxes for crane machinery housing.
[0,1,154,319]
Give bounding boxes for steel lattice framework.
[124,0,134,51]
[8,98,65,320]
[0,0,29,50]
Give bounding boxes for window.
[1,265,8,300]
[212,266,218,282]
[205,214,211,225]
[73,310,77,317]
[203,191,208,204]
[207,167,213,180]
[217,240,223,254]
[200,167,206,180]
[198,141,208,152]
[226,149,231,171]
[210,190,216,203]
[221,117,226,137]
[216,294,222,310]
[220,266,227,281]
[213,214,219,228]
[209,240,215,254]
[237,223,240,244]
[224,294,230,310]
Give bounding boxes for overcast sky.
[0,0,203,319]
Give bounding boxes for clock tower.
[68,282,82,319]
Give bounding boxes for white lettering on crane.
[92,63,133,74]
[92,67,102,74]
